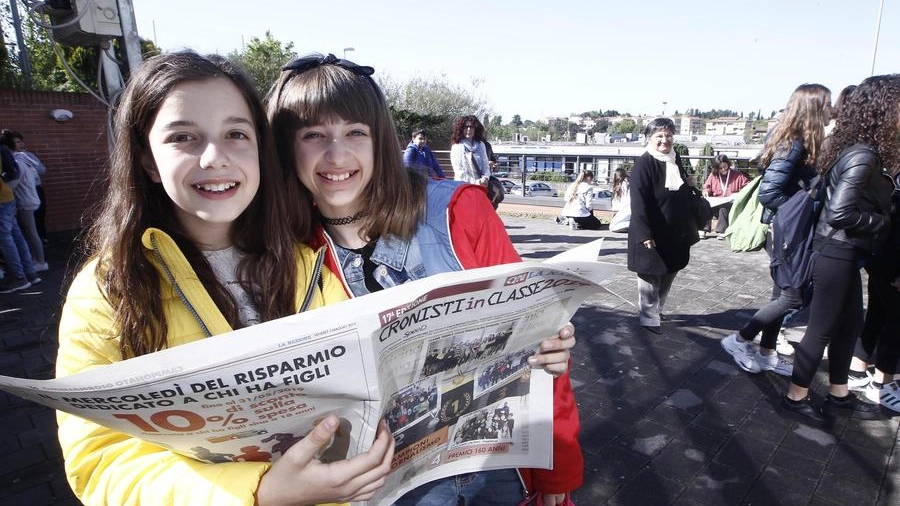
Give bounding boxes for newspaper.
[705,195,736,208]
[0,239,620,505]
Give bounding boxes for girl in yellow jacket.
[55,52,394,506]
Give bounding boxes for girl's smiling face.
[145,78,260,249]
[293,116,374,218]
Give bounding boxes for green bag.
[723,176,768,252]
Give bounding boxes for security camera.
[50,109,73,122]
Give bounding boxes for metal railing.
[430,151,760,191]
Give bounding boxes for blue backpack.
[769,176,835,292]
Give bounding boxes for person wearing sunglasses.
[450,115,492,186]
[268,53,582,506]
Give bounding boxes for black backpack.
[769,176,835,292]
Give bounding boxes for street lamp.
[343,47,355,59]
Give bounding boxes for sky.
[131,0,899,122]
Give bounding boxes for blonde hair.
[566,170,593,202]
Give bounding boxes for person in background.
[782,75,898,423]
[720,84,832,376]
[1,130,48,242]
[608,168,631,233]
[268,52,582,506]
[627,118,697,335]
[848,168,900,407]
[611,168,630,212]
[0,144,39,293]
[55,51,393,506]
[824,85,856,137]
[1,130,47,271]
[483,135,499,172]
[450,115,491,186]
[560,170,603,230]
[402,128,445,179]
[777,84,860,348]
[701,154,750,239]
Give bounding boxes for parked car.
[592,188,613,199]
[498,178,516,194]
[592,188,613,208]
[510,182,558,197]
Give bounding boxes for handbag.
[678,167,712,230]
[687,185,712,230]
[517,492,576,506]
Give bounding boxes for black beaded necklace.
[321,210,367,226]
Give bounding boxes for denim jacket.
[326,179,466,296]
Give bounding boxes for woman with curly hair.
[782,74,899,423]
[721,84,831,375]
[450,115,492,186]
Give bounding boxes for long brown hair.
[268,55,426,241]
[759,83,831,168]
[87,51,302,358]
[818,74,900,177]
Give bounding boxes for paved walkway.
[1,215,898,506]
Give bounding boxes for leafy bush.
[529,171,569,183]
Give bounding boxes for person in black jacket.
[627,118,696,334]
[851,171,900,409]
[782,74,900,423]
[721,84,831,375]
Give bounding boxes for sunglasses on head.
[282,53,375,81]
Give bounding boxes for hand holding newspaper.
[0,239,619,505]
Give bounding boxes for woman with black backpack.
[782,74,899,423]
[721,84,831,376]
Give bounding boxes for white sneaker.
[756,352,793,377]
[776,331,794,356]
[847,371,873,391]
[879,381,900,413]
[860,384,882,404]
[721,333,759,373]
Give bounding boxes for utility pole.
[870,0,885,75]
[8,0,33,88]
[116,0,144,76]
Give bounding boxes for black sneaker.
[26,273,42,285]
[780,395,826,424]
[822,393,883,420]
[0,276,32,293]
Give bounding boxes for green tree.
[2,6,158,92]
[228,31,296,97]
[379,74,489,148]
[609,118,638,134]
[511,114,523,127]
[673,143,692,174]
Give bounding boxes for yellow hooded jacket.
[56,228,349,506]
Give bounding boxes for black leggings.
[853,263,900,375]
[791,254,864,389]
[570,213,604,230]
[739,228,805,349]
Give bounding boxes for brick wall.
[0,90,109,234]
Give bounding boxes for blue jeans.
[0,200,34,279]
[394,469,524,506]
